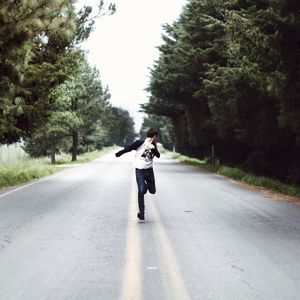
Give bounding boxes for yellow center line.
[148,196,190,300]
[120,173,190,300]
[120,176,142,300]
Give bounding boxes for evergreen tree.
[0,0,115,144]
[24,56,109,163]
[0,0,77,143]
[145,0,300,184]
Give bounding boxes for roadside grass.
[0,147,115,190]
[0,158,60,189]
[168,151,300,198]
[54,147,114,164]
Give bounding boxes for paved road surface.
[0,151,300,300]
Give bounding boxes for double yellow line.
[120,176,190,300]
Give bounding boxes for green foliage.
[144,0,300,185]
[75,0,116,44]
[23,55,135,162]
[0,0,78,143]
[0,0,115,144]
[1,0,133,164]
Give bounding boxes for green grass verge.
[0,147,115,190]
[168,151,300,198]
[54,147,115,165]
[0,158,61,189]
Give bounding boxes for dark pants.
[135,168,156,214]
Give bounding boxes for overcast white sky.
[78,0,187,132]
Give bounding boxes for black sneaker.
[137,212,145,220]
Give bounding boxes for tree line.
[0,1,135,163]
[143,0,300,185]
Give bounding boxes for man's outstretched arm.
[115,140,144,157]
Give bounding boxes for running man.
[115,128,160,220]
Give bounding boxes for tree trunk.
[51,134,56,164]
[72,129,78,161]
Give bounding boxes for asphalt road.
[0,150,300,300]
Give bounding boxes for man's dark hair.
[146,128,158,138]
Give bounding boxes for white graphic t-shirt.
[135,138,155,169]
